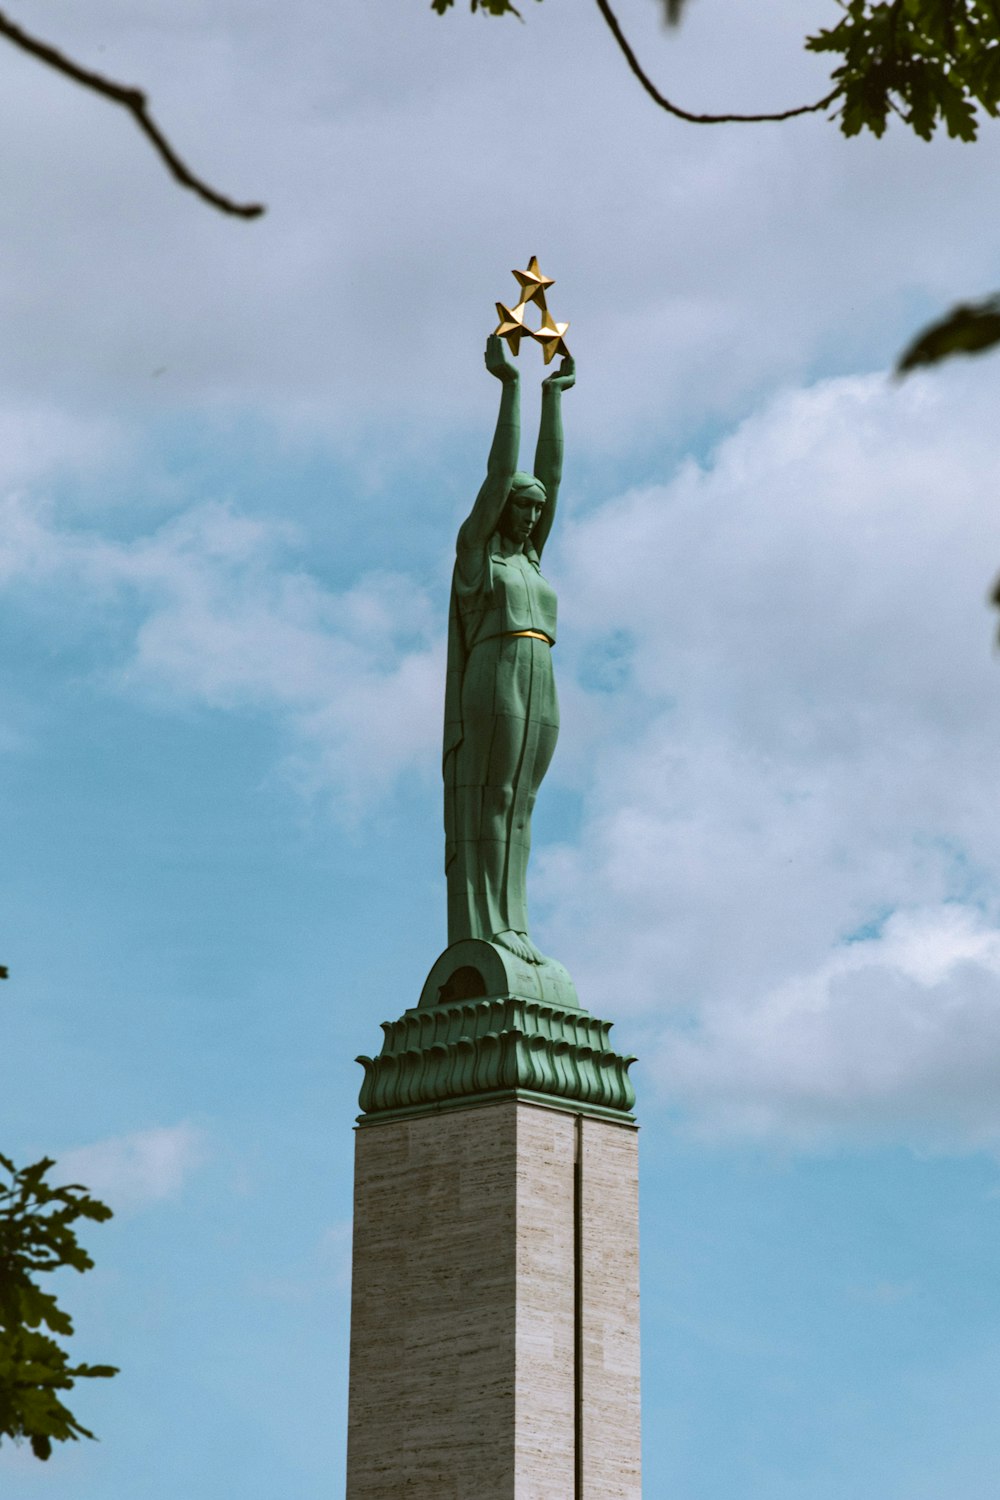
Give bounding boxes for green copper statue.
[356,280,637,1118]
[443,332,576,965]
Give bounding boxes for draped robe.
[443,531,559,946]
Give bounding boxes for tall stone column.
[346,940,641,1500]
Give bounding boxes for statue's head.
[499,472,547,547]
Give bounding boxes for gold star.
[512,254,555,309]
[494,301,529,356]
[532,311,571,365]
[492,257,572,363]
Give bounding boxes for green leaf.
[431,0,534,14]
[896,293,1000,372]
[807,0,1000,141]
[16,1160,56,1198]
[17,1284,74,1337]
[0,1151,117,1459]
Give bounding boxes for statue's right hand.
[485,334,518,384]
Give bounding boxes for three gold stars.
[494,255,570,365]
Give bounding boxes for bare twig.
[594,0,840,124]
[0,8,264,218]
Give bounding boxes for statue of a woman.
[443,333,576,965]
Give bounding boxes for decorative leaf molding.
[357,993,636,1120]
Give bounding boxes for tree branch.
[0,8,264,218]
[594,0,840,124]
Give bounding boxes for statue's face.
[500,487,545,545]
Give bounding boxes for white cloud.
[1,0,999,453]
[57,1122,205,1209]
[0,404,119,492]
[0,489,443,814]
[7,359,1000,1155]
[657,905,1000,1148]
[532,363,1000,1151]
[846,1279,916,1306]
[8,363,1000,1154]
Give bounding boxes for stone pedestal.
[346,941,641,1500]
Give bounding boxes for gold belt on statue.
[503,629,553,645]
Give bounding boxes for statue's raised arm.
[457,335,522,554]
[531,354,575,559]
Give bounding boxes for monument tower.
[346,263,641,1499]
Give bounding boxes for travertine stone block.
[346,1099,640,1499]
[514,1105,576,1492]
[579,1117,642,1500]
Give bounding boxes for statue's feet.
[521,934,547,964]
[494,929,541,965]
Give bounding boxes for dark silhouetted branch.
[594,0,840,124]
[0,8,264,218]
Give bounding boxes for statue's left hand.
[542,355,576,394]
[485,333,519,384]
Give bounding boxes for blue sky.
[4,0,1000,1494]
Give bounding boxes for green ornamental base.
[356,939,637,1123]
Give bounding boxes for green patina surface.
[354,330,637,1127]
[443,336,575,969]
[356,940,637,1123]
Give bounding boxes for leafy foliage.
[808,0,1000,141]
[432,0,1000,143]
[0,1154,117,1461]
[427,0,1000,370]
[430,0,533,15]
[429,0,694,20]
[430,0,692,21]
[897,293,1000,370]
